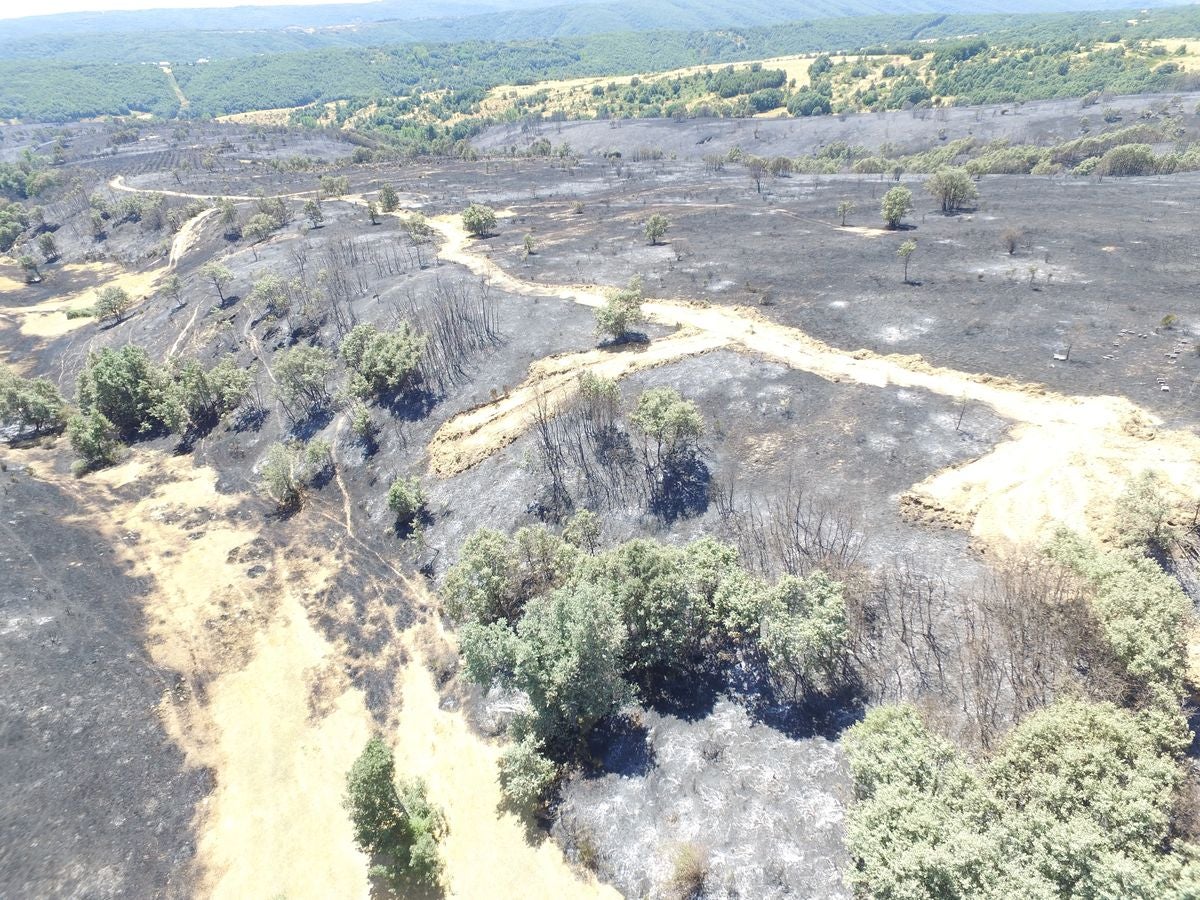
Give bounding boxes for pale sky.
[0,0,375,20]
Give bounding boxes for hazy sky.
[0,0,373,19]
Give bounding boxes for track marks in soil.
[428,213,1200,549]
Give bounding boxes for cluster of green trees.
[344,737,445,890]
[9,6,1200,123]
[68,346,251,470]
[844,472,1199,899]
[445,520,850,808]
[0,364,67,436]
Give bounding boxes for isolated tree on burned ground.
[462,203,497,238]
[595,275,647,343]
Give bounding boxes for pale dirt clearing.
[428,213,1200,551]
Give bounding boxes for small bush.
[497,737,559,810]
[595,275,647,342]
[67,412,120,471]
[664,842,709,900]
[462,203,497,237]
[387,475,425,529]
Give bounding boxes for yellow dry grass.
[17,447,616,899]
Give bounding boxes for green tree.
[760,572,848,701]
[378,184,399,213]
[77,345,166,439]
[241,212,277,248]
[497,736,559,811]
[631,386,704,468]
[303,198,324,229]
[95,285,134,323]
[387,475,425,531]
[340,322,426,400]
[344,736,446,889]
[319,175,350,199]
[156,356,250,436]
[273,346,335,422]
[461,203,497,237]
[249,272,289,320]
[594,275,647,342]
[897,239,917,283]
[463,581,629,750]
[36,232,58,263]
[366,200,379,226]
[644,213,670,245]
[67,412,121,472]
[0,365,67,434]
[160,273,184,309]
[18,254,40,283]
[925,167,979,213]
[197,261,233,305]
[836,199,855,226]
[881,185,914,229]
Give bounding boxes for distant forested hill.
[1,0,1194,63]
[3,4,1200,122]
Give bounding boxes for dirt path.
[428,213,1200,549]
[161,65,189,112]
[109,175,317,202]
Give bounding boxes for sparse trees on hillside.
[881,185,914,229]
[366,201,379,225]
[36,232,58,263]
[462,203,497,238]
[160,273,184,309]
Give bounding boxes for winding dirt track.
[428,213,1200,549]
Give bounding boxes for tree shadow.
[584,713,656,778]
[640,667,722,722]
[381,385,438,423]
[649,454,710,523]
[367,866,446,900]
[288,406,334,440]
[231,404,269,433]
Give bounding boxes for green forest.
[3,5,1200,124]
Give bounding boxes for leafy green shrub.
[594,275,647,342]
[340,323,426,400]
[258,440,328,509]
[880,185,914,228]
[386,475,425,529]
[631,386,704,467]
[67,412,120,471]
[461,203,497,237]
[925,167,979,213]
[156,356,251,436]
[1099,142,1158,176]
[644,213,670,245]
[344,737,445,889]
[497,736,559,810]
